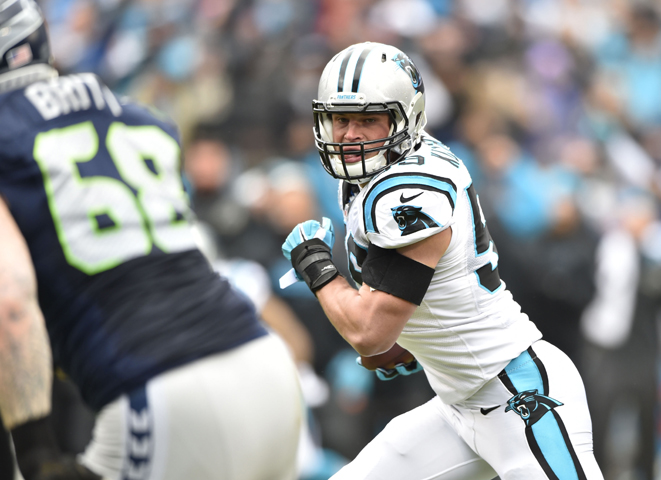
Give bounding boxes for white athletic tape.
[279,268,299,289]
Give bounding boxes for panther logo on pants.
[505,390,563,427]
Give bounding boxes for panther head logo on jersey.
[505,390,563,427]
[393,53,424,94]
[391,205,439,236]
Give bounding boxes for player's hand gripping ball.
[357,343,423,381]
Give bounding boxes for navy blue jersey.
[0,73,267,411]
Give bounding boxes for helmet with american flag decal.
[0,0,54,90]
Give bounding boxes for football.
[359,343,416,371]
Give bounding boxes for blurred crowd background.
[37,0,661,479]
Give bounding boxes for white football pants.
[80,334,304,480]
[331,340,604,480]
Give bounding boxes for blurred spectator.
[512,195,599,365]
[183,122,255,255]
[596,4,661,129]
[475,133,559,239]
[580,191,661,480]
[521,0,613,53]
[473,131,599,364]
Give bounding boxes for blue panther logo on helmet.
[505,390,564,427]
[391,205,438,236]
[393,53,424,94]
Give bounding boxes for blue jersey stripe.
[364,174,457,234]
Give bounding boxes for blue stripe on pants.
[123,385,152,480]
[501,347,586,480]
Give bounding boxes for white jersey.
[341,132,542,405]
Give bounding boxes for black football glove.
[11,415,102,480]
[289,239,339,291]
[282,219,339,292]
[29,456,103,480]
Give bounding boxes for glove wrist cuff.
[10,414,60,479]
[290,238,339,292]
[308,261,340,292]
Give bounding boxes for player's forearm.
[0,292,52,429]
[0,199,52,429]
[315,276,412,356]
[281,217,414,355]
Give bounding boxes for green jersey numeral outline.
[33,120,193,275]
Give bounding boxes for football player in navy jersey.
[0,1,303,479]
[282,42,604,479]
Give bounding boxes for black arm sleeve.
[361,244,435,305]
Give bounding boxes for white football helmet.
[313,42,427,184]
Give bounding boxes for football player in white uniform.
[281,42,604,480]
